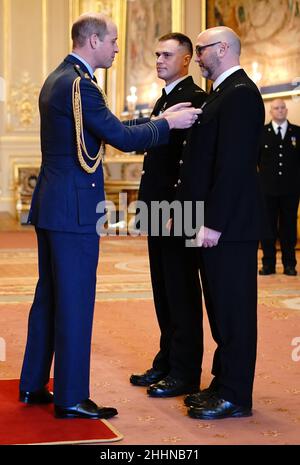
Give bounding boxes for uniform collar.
[70,52,94,78]
[164,75,192,95]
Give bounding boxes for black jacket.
[138,76,207,205]
[258,121,300,196]
[175,69,265,241]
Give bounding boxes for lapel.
[152,76,195,116]
[200,69,249,111]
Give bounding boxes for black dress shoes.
[188,396,252,420]
[147,376,199,398]
[284,266,297,276]
[130,368,167,387]
[54,398,118,419]
[19,387,54,404]
[184,387,217,407]
[259,267,275,275]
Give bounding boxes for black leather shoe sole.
[19,388,54,404]
[184,389,217,407]
[259,268,275,275]
[147,383,199,398]
[55,405,118,419]
[130,369,167,387]
[188,405,252,419]
[284,268,297,276]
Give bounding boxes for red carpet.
[0,379,123,445]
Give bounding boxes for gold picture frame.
[206,0,300,100]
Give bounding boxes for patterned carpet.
[0,231,299,445]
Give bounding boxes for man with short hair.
[177,26,265,419]
[258,99,300,276]
[130,33,206,397]
[19,13,200,420]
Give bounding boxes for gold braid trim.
[72,77,107,174]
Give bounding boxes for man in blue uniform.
[258,99,300,276]
[19,13,200,419]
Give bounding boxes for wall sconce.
[127,86,138,114]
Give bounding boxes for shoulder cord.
[72,77,108,174]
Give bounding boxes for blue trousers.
[20,228,99,406]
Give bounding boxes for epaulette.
[73,63,91,80]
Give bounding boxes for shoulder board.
[73,63,91,81]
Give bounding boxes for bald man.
[258,99,300,276]
[175,26,265,419]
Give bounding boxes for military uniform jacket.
[258,121,300,196]
[29,54,170,233]
[138,77,206,206]
[175,69,265,241]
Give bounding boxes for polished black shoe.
[259,267,275,275]
[54,398,118,419]
[188,396,252,420]
[284,266,297,276]
[19,387,54,404]
[147,376,199,398]
[130,368,167,387]
[184,387,217,407]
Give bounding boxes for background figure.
[130,33,206,397]
[176,26,265,419]
[258,99,300,276]
[19,13,200,420]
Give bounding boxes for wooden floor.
[0,213,33,232]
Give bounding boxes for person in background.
[130,33,206,398]
[258,99,300,276]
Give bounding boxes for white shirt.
[213,66,242,90]
[272,120,288,139]
[165,75,190,95]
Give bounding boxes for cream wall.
[0,0,70,215]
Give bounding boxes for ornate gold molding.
[7,72,40,131]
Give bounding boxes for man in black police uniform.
[258,99,300,276]
[130,33,207,397]
[177,26,265,419]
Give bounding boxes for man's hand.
[165,107,202,129]
[196,226,221,247]
[163,102,193,114]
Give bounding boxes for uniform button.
[278,172,282,175]
[174,183,178,188]
[179,159,183,165]
[279,162,283,166]
[144,152,147,156]
[92,183,96,187]
[264,145,268,148]
[279,145,283,148]
[279,154,283,157]
[183,140,187,146]
[141,170,145,175]
[177,179,181,184]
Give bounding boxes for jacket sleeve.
[204,86,265,233]
[80,80,169,151]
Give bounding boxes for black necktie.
[277,126,282,139]
[151,88,167,116]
